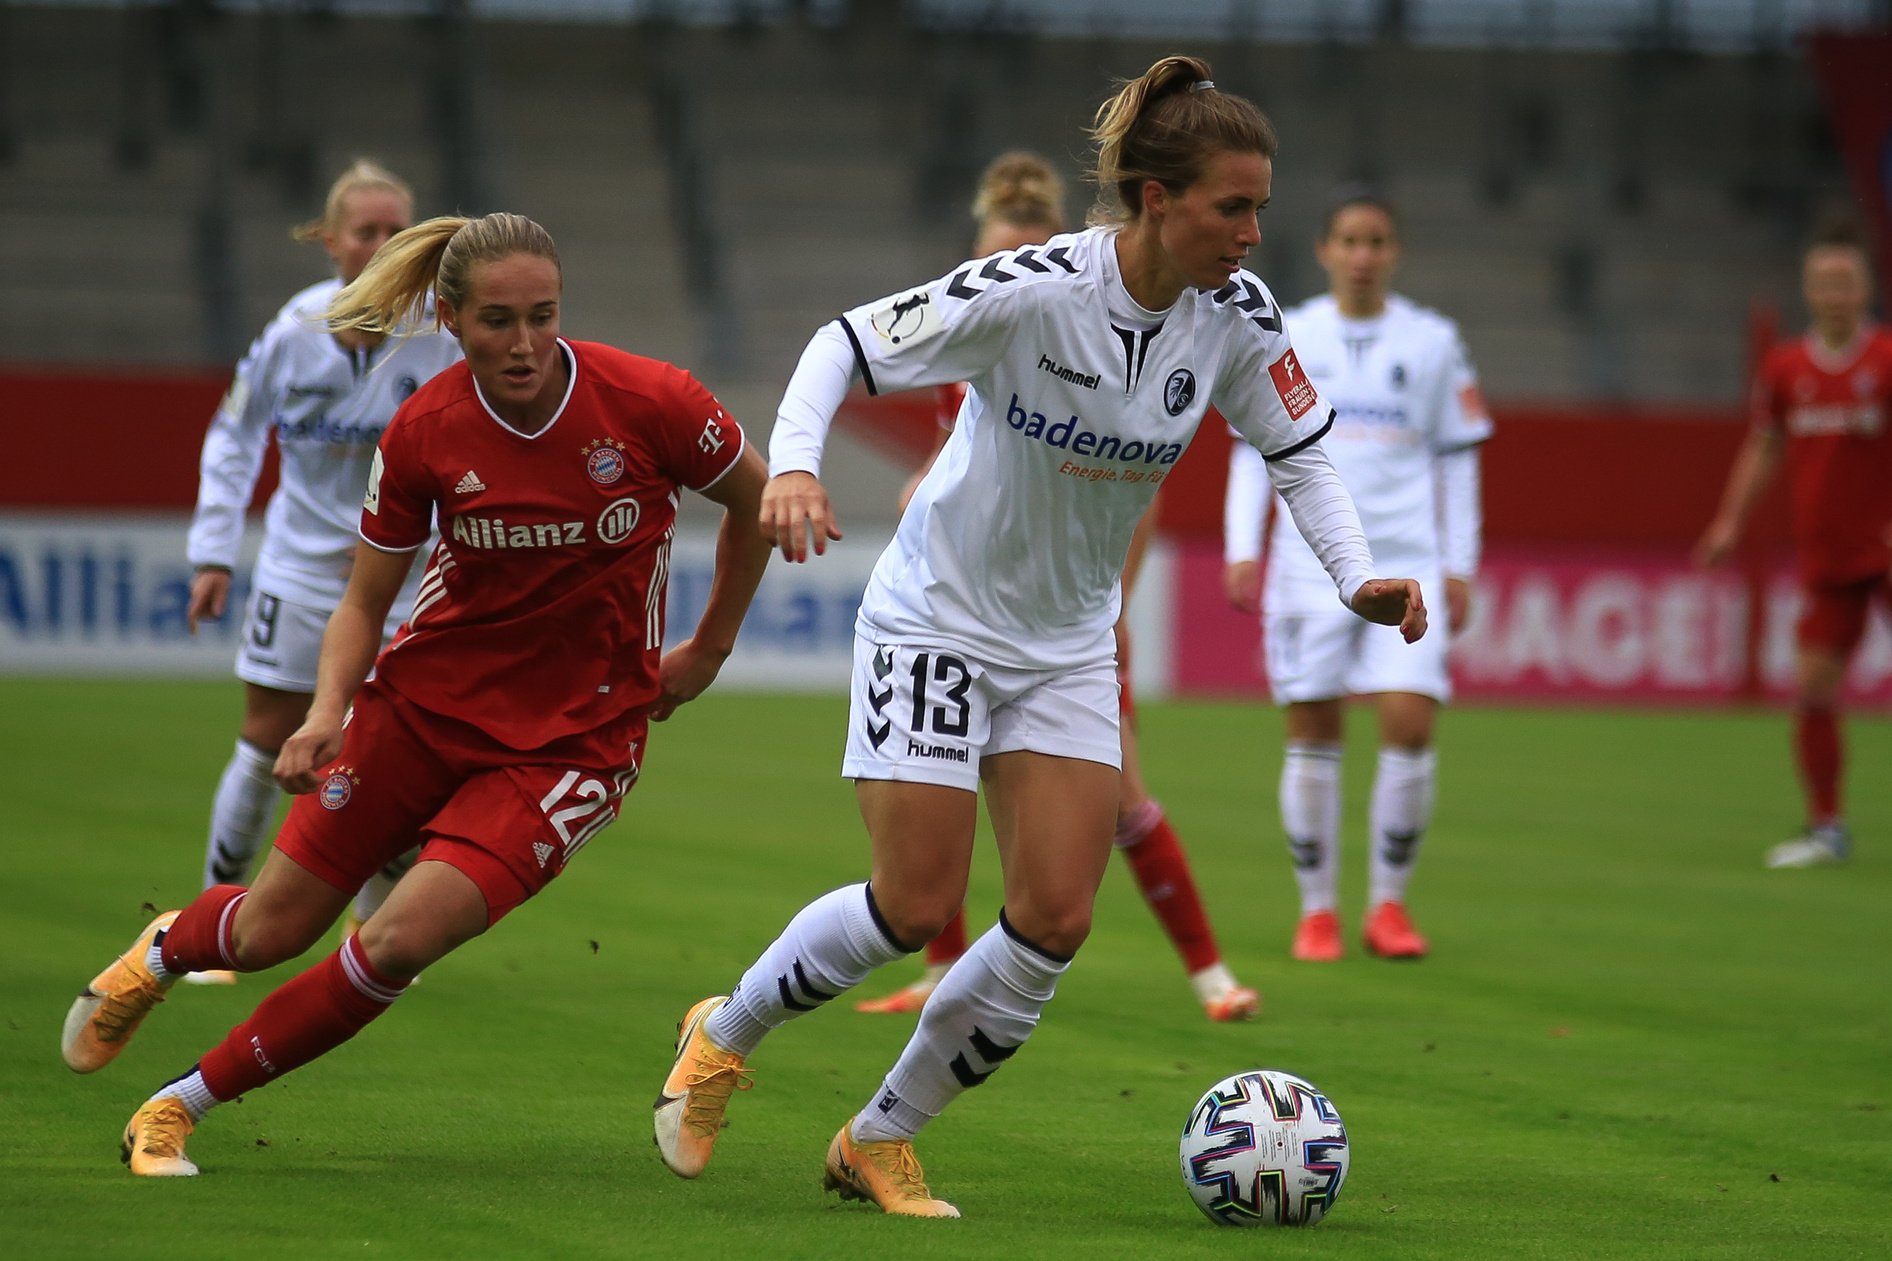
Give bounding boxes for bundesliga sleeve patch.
[364,447,385,514]
[1269,350,1319,421]
[865,287,945,350]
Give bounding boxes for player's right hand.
[187,568,232,635]
[760,470,844,563]
[274,715,345,794]
[1351,578,1428,643]
[1224,560,1261,614]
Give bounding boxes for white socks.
[706,883,912,1057]
[1368,746,1436,908]
[201,739,279,888]
[1280,741,1343,914]
[852,912,1069,1144]
[1281,742,1437,913]
[151,1068,219,1121]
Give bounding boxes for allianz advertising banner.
[0,513,260,674]
[0,513,1177,695]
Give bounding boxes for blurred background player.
[64,211,772,1177]
[653,57,1425,1219]
[1696,220,1892,868]
[858,152,1258,1023]
[1225,188,1490,962]
[182,161,460,982]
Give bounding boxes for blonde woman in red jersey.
[857,151,1259,1022]
[62,211,773,1176]
[1698,222,1892,867]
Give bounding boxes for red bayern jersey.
[360,338,744,753]
[1752,326,1892,585]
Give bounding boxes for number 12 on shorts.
[537,762,638,861]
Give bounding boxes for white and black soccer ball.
[1178,1068,1350,1227]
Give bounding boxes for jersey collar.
[1803,324,1878,374]
[471,338,578,439]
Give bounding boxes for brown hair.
[1321,183,1399,238]
[326,212,561,335]
[972,151,1066,236]
[1088,55,1278,225]
[291,159,413,244]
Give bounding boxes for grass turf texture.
[1,679,1887,1259]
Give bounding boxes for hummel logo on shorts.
[455,470,487,494]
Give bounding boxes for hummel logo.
[1287,836,1321,870]
[1380,830,1421,867]
[872,646,894,681]
[533,841,555,869]
[869,718,891,748]
[455,470,487,494]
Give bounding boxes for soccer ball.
[1178,1068,1350,1227]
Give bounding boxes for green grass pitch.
[1,679,1887,1259]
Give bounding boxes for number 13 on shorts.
[842,641,990,787]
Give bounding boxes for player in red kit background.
[1698,221,1892,868]
[62,211,773,1176]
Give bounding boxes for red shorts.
[1116,660,1136,722]
[1796,573,1892,657]
[275,682,644,925]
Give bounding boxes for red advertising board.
[1172,540,1892,705]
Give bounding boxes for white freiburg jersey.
[1231,293,1491,610]
[782,226,1374,672]
[186,279,463,608]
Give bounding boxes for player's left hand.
[1445,576,1472,634]
[1351,578,1427,643]
[761,470,844,563]
[651,637,728,721]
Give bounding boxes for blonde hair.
[326,212,561,335]
[291,159,413,244]
[1088,55,1278,225]
[972,151,1066,236]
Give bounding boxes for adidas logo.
[454,470,487,494]
[532,841,555,869]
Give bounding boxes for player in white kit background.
[183,161,463,980]
[654,57,1426,1219]
[1224,188,1491,963]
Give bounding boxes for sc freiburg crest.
[1164,368,1197,416]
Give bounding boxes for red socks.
[918,805,1223,976]
[925,908,968,967]
[160,885,248,974]
[197,935,408,1101]
[1118,802,1220,973]
[1794,706,1842,824]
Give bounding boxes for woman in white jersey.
[651,57,1425,1219]
[183,162,462,981]
[1224,188,1491,963]
[856,150,1259,1024]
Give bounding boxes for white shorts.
[841,637,1122,791]
[1263,608,1453,705]
[234,587,409,693]
[234,588,332,692]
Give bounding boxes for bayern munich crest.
[583,437,628,485]
[319,766,361,811]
